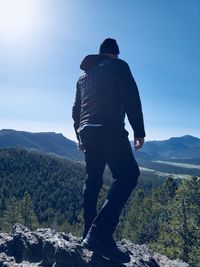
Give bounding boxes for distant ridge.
[0,129,83,161]
[0,129,200,162]
[138,134,200,161]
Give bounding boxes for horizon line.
[1,128,199,143]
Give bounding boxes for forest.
[0,147,199,266]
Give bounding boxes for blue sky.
[0,0,199,141]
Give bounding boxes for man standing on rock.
[72,38,145,263]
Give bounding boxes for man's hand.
[78,141,85,152]
[134,137,145,151]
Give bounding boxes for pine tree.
[131,177,177,244]
[20,192,39,230]
[172,176,200,265]
[152,177,200,266]
[1,197,22,232]
[115,189,146,242]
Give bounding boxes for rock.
[0,224,188,267]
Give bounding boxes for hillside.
[0,147,164,226]
[131,135,200,179]
[0,147,85,226]
[0,148,199,266]
[1,129,200,179]
[138,135,200,161]
[0,129,83,161]
[1,129,200,164]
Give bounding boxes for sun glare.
[0,0,38,43]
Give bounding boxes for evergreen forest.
[0,148,199,266]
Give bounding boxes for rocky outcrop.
[0,224,188,267]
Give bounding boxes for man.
[72,38,145,263]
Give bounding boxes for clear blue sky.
[0,0,199,141]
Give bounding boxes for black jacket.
[72,54,145,140]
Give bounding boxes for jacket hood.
[80,54,108,71]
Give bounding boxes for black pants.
[80,126,140,239]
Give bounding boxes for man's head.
[99,38,120,58]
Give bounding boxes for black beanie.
[99,38,120,55]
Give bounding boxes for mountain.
[135,135,200,162]
[1,129,200,163]
[0,129,83,161]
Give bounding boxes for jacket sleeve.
[116,61,146,138]
[72,82,81,141]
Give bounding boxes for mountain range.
[0,129,200,163]
[134,135,200,162]
[0,129,83,161]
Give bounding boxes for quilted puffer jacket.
[72,54,145,140]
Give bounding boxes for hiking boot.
[82,227,130,263]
